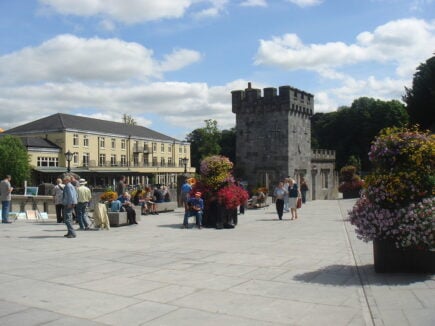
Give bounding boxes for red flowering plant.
[193,155,248,210]
[338,165,364,194]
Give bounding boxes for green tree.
[122,114,137,125]
[0,135,31,186]
[186,119,221,171]
[219,128,236,164]
[403,55,435,132]
[312,97,408,171]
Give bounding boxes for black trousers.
[276,199,284,219]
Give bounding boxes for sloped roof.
[20,137,60,149]
[5,113,179,142]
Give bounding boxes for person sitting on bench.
[182,192,204,229]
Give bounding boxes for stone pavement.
[0,200,433,325]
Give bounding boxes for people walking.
[283,178,290,212]
[288,178,299,220]
[53,178,64,223]
[116,175,126,196]
[62,175,78,238]
[76,178,92,230]
[300,177,309,204]
[0,175,13,223]
[273,181,288,220]
[180,178,192,212]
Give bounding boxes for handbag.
[296,197,302,209]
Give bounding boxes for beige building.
[4,113,193,188]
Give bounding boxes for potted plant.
[349,126,434,272]
[338,165,364,198]
[192,155,248,229]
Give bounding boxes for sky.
[0,0,434,140]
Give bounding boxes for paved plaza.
[0,199,433,325]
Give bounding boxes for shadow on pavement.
[293,264,433,286]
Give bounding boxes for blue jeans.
[183,210,203,226]
[2,201,10,222]
[63,206,76,236]
[76,202,89,229]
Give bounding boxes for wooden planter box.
[373,239,435,273]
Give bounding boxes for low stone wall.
[11,195,55,215]
[107,211,128,227]
[155,201,177,212]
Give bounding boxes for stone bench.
[156,201,177,212]
[107,211,128,227]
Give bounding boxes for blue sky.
[0,0,434,140]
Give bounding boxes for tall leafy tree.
[186,119,221,171]
[403,55,435,131]
[312,97,408,171]
[122,114,137,125]
[219,128,236,164]
[0,135,31,186]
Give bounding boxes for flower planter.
[342,190,360,199]
[203,202,237,229]
[373,239,435,273]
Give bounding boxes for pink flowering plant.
[349,126,434,249]
[195,155,248,210]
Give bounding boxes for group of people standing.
[273,177,308,220]
[53,175,93,238]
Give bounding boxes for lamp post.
[181,157,189,174]
[65,150,74,173]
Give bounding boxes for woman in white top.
[53,178,64,223]
[273,181,288,220]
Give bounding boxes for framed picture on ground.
[24,186,38,197]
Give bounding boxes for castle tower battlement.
[231,82,314,118]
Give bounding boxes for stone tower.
[232,83,314,191]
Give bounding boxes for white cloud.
[0,80,243,137]
[286,0,323,7]
[38,0,233,23]
[0,34,201,85]
[255,18,435,77]
[98,19,116,31]
[240,0,268,7]
[39,0,193,23]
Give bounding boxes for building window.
[99,154,106,167]
[120,155,127,167]
[83,135,89,147]
[111,138,116,149]
[99,137,105,149]
[133,153,139,166]
[160,157,165,166]
[168,144,172,153]
[143,155,149,166]
[121,139,126,150]
[73,153,78,164]
[82,153,90,167]
[110,154,117,166]
[321,169,329,189]
[152,156,158,166]
[161,143,165,153]
[168,158,173,166]
[73,134,79,146]
[152,142,157,153]
[37,157,59,167]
